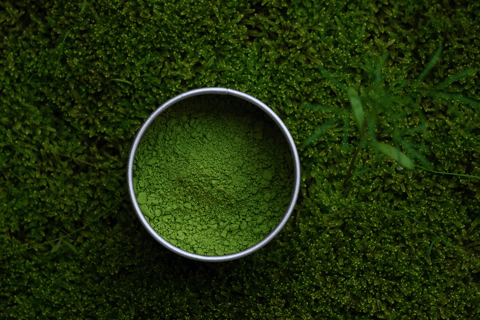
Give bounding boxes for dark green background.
[1,0,479,319]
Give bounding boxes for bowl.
[127,87,300,262]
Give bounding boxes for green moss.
[1,0,479,318]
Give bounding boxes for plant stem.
[342,117,368,189]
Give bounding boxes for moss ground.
[1,0,479,318]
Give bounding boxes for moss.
[1,0,479,319]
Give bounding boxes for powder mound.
[133,95,295,256]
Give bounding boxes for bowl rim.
[127,87,301,262]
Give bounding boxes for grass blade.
[347,87,365,134]
[303,116,340,146]
[375,141,415,170]
[412,46,443,89]
[437,92,480,110]
[318,65,347,92]
[352,168,371,177]
[435,68,479,91]
[108,78,132,85]
[51,239,62,253]
[416,165,480,179]
[64,240,79,254]
[427,236,439,257]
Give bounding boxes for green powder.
[133,95,294,256]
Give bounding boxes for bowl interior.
[132,94,295,256]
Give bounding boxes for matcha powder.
[133,95,294,256]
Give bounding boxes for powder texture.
[133,95,294,256]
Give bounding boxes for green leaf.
[64,240,79,254]
[51,239,62,253]
[374,141,414,170]
[412,46,443,89]
[108,78,132,85]
[435,68,479,91]
[427,236,439,257]
[436,92,480,110]
[14,296,22,304]
[347,87,365,134]
[81,0,87,12]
